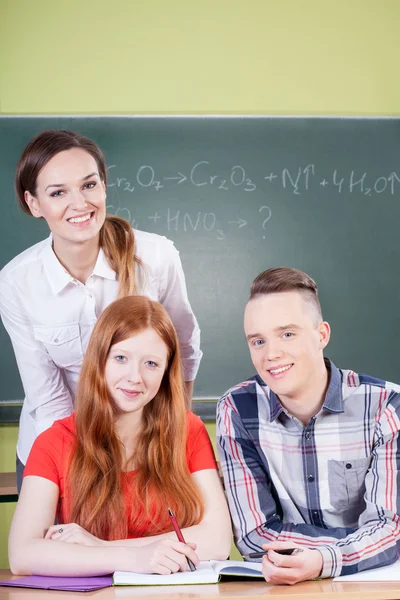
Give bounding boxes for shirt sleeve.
[157,238,202,381]
[23,423,64,486]
[186,412,217,472]
[217,392,400,579]
[0,279,73,454]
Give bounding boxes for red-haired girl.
[9,296,231,576]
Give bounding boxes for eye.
[114,354,126,362]
[50,190,65,198]
[282,332,294,339]
[252,339,265,347]
[145,360,158,368]
[83,181,97,190]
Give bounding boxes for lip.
[267,363,294,379]
[66,211,95,227]
[118,388,142,398]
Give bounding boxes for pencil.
[168,508,196,572]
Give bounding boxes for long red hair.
[68,296,204,539]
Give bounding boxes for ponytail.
[99,215,142,298]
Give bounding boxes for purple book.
[0,574,113,592]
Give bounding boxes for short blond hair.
[250,267,323,323]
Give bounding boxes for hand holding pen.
[243,547,304,559]
[168,508,197,572]
[251,544,323,585]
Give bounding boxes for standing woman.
[0,130,202,487]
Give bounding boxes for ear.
[24,191,42,219]
[318,321,331,350]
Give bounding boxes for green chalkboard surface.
[0,116,400,402]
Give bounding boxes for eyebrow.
[246,333,262,341]
[246,324,301,340]
[110,348,164,360]
[274,324,301,332]
[45,172,99,191]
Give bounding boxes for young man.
[217,267,400,584]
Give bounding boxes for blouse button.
[346,463,352,469]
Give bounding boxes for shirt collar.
[260,357,344,423]
[92,247,117,281]
[42,235,116,295]
[321,358,344,413]
[41,235,73,295]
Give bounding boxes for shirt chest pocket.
[328,457,371,511]
[33,325,83,368]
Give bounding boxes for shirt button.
[308,475,314,482]
[313,511,318,516]
[346,463,352,469]
[305,432,311,440]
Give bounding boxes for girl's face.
[105,328,169,419]
[25,148,106,250]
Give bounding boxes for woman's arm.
[0,282,73,452]
[158,239,203,400]
[184,381,195,408]
[9,476,199,577]
[97,470,232,559]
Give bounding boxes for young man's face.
[244,291,330,403]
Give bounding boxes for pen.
[243,548,304,559]
[168,508,196,572]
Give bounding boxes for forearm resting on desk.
[10,538,135,577]
[108,470,232,560]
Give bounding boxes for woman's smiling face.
[24,147,106,248]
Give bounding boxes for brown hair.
[68,295,204,540]
[250,267,323,322]
[15,130,140,297]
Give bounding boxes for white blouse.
[0,229,202,464]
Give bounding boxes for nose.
[126,362,142,385]
[264,341,283,361]
[70,189,88,210]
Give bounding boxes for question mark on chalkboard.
[259,206,272,238]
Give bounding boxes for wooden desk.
[1,570,400,599]
[0,473,18,503]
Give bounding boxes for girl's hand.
[261,541,323,585]
[45,523,107,547]
[132,539,199,575]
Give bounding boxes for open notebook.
[333,559,400,582]
[113,560,263,586]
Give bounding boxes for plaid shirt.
[216,359,400,578]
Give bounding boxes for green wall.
[0,425,18,569]
[1,0,399,569]
[1,0,400,116]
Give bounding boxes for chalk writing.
[106,163,400,197]
[106,204,272,241]
[229,218,247,228]
[259,206,272,239]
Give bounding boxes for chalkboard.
[1,116,400,403]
